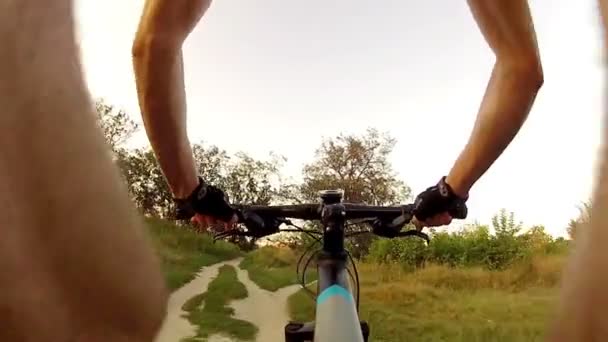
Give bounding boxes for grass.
[181,264,258,341]
[250,246,567,341]
[289,286,558,342]
[289,287,557,341]
[146,217,242,290]
[239,246,318,291]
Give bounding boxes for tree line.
[96,100,587,259]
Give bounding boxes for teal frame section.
[316,284,354,305]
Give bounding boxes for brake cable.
[213,214,420,313]
[345,248,361,311]
[296,238,321,278]
[300,248,320,298]
[284,220,322,243]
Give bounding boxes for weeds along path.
[154,261,225,342]
[154,258,301,342]
[223,259,301,342]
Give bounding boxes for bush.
[366,210,571,270]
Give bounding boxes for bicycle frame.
[285,190,369,342]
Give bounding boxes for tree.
[115,148,173,217]
[299,128,411,258]
[93,97,285,224]
[521,225,553,253]
[94,98,139,153]
[93,99,172,215]
[192,143,230,186]
[191,144,283,206]
[567,200,591,240]
[92,99,288,250]
[222,152,283,205]
[194,144,286,250]
[301,128,410,203]
[488,209,527,269]
[117,142,285,222]
[491,208,523,237]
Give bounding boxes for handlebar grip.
[382,204,414,228]
[235,209,283,238]
[240,210,266,231]
[389,212,413,228]
[371,208,415,238]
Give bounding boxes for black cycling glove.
[173,177,235,222]
[413,176,468,221]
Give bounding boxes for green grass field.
[239,246,318,291]
[148,219,568,341]
[181,265,258,341]
[244,246,566,341]
[146,217,242,290]
[288,277,559,341]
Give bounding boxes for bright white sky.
[74,0,604,237]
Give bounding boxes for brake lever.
[214,210,286,241]
[370,209,414,238]
[213,228,250,242]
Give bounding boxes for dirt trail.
[154,262,224,342]
[154,258,301,342]
[223,259,301,342]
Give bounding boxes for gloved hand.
[412,176,468,229]
[174,177,238,231]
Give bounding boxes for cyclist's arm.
[0,1,166,341]
[445,0,543,196]
[132,0,212,199]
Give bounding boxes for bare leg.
[0,1,167,341]
[546,2,608,340]
[132,0,212,199]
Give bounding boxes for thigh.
[0,1,168,340]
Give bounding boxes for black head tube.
[319,190,347,255]
[320,203,347,255]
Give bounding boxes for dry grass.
[286,253,567,341]
[146,217,242,290]
[359,254,566,293]
[239,246,318,291]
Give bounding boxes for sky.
[74,0,605,237]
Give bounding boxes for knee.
[115,277,169,341]
[135,295,168,342]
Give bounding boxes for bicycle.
[214,189,432,342]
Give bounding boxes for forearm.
[0,1,166,340]
[132,36,199,199]
[446,60,543,196]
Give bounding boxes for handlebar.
[212,197,429,315]
[214,202,430,243]
[233,203,413,221]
